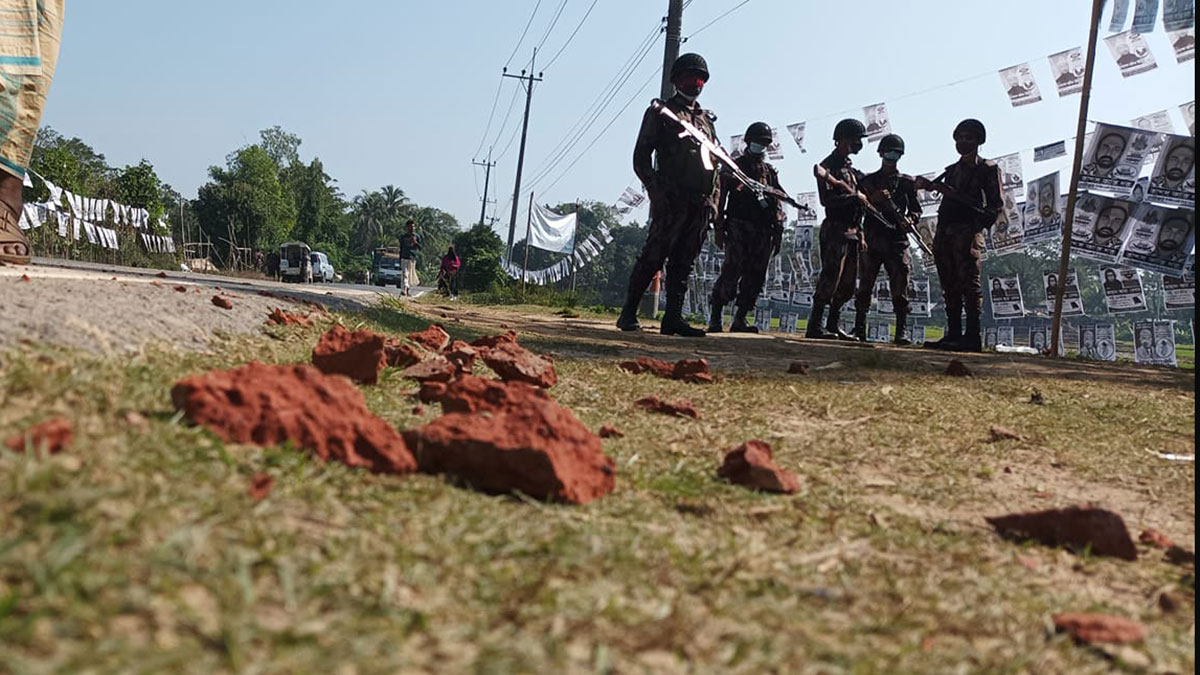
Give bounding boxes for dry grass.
[0,299,1193,674]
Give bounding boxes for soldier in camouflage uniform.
[707,122,786,333]
[618,53,720,337]
[917,119,1004,352]
[854,134,921,345]
[807,118,870,340]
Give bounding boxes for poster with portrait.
[862,103,892,143]
[1071,194,1137,262]
[1110,0,1132,31]
[917,172,943,211]
[1044,269,1085,316]
[915,216,939,272]
[1101,265,1148,312]
[1047,48,1085,96]
[792,285,814,308]
[729,134,746,160]
[1146,135,1195,207]
[1134,320,1177,366]
[753,306,772,331]
[873,277,894,314]
[1118,205,1194,274]
[1163,275,1195,309]
[1079,324,1118,361]
[1182,100,1196,135]
[1169,27,1195,62]
[1028,325,1060,354]
[1035,140,1068,161]
[996,153,1025,201]
[999,63,1043,106]
[795,192,819,224]
[1131,110,1176,161]
[983,326,999,351]
[991,199,1025,255]
[765,128,785,161]
[1164,0,1196,31]
[780,312,799,333]
[908,277,932,317]
[911,325,927,345]
[1022,172,1063,244]
[868,322,892,344]
[1104,30,1159,77]
[994,325,1014,347]
[989,275,1026,319]
[1079,123,1157,195]
[786,122,806,154]
[1132,0,1161,32]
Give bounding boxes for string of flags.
[16,170,175,253]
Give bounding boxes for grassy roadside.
[0,300,1194,673]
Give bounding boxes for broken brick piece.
[267,308,313,327]
[155,271,168,278]
[985,505,1138,561]
[4,418,73,455]
[403,395,615,504]
[444,340,478,374]
[211,295,233,310]
[384,339,422,368]
[418,374,550,414]
[311,324,387,385]
[174,285,188,293]
[1139,528,1175,550]
[988,425,1023,442]
[598,425,625,439]
[470,331,519,349]
[618,357,674,379]
[672,358,713,384]
[248,473,273,501]
[634,396,700,419]
[1052,613,1146,645]
[787,362,811,375]
[171,362,414,474]
[717,440,800,494]
[480,342,557,388]
[407,325,451,352]
[400,356,457,383]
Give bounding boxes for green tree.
[259,125,302,168]
[115,160,165,224]
[455,223,505,292]
[194,145,296,266]
[28,126,117,196]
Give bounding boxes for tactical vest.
[656,101,719,197]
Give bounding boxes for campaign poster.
[992,196,1026,255]
[911,325,927,345]
[1047,48,1085,96]
[1168,27,1195,62]
[983,326,999,351]
[1035,140,1068,161]
[908,277,932,317]
[786,122,806,154]
[915,216,939,272]
[1118,205,1194,275]
[989,275,1026,319]
[1134,320,1177,366]
[999,63,1043,107]
[1164,0,1196,32]
[1101,265,1149,312]
[996,153,1025,201]
[1181,100,1196,135]
[996,325,1015,347]
[917,172,943,212]
[1163,275,1195,310]
[1022,171,1063,245]
[1146,135,1195,208]
[874,277,894,315]
[1071,194,1137,263]
[1079,123,1157,195]
[1044,269,1085,316]
[1079,324,1118,361]
[795,193,819,225]
[1104,31,1158,78]
[862,103,892,142]
[1131,110,1175,161]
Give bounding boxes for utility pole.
[659,0,684,100]
[472,148,496,227]
[504,48,543,263]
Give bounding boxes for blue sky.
[43,1,1194,240]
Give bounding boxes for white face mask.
[747,142,767,155]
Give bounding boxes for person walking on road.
[0,1,65,264]
[438,244,460,300]
[399,219,422,297]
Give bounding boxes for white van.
[310,251,335,283]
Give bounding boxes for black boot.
[851,308,868,342]
[707,303,724,333]
[660,293,705,337]
[926,308,961,350]
[730,306,759,333]
[894,311,912,346]
[955,308,982,352]
[827,305,856,341]
[806,304,835,339]
[616,300,642,332]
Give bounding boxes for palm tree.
[379,184,408,226]
[352,190,387,253]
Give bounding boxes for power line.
[534,0,571,52]
[504,0,545,68]
[487,80,524,151]
[471,78,506,161]
[684,0,751,41]
[542,0,600,70]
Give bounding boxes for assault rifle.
[650,99,801,210]
[914,170,989,217]
[813,164,933,256]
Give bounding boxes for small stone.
[717,440,800,494]
[1030,389,1045,405]
[787,362,811,375]
[1158,591,1182,613]
[19,274,30,282]
[1052,613,1146,645]
[267,308,313,327]
[618,357,674,378]
[598,425,624,439]
[985,505,1138,561]
[634,396,700,419]
[5,418,73,454]
[211,295,233,310]
[173,285,188,293]
[443,340,478,374]
[411,405,425,416]
[156,271,168,278]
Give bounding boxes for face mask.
[747,142,767,155]
[882,151,902,162]
[850,139,864,154]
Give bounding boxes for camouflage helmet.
[878,134,905,154]
[670,53,709,80]
[744,121,773,145]
[954,118,987,144]
[833,118,867,141]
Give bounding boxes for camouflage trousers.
[710,218,773,310]
[625,190,711,302]
[933,226,985,317]
[855,234,910,316]
[812,220,860,307]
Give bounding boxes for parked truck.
[372,247,403,287]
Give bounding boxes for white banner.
[996,153,1025,201]
[528,202,577,254]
